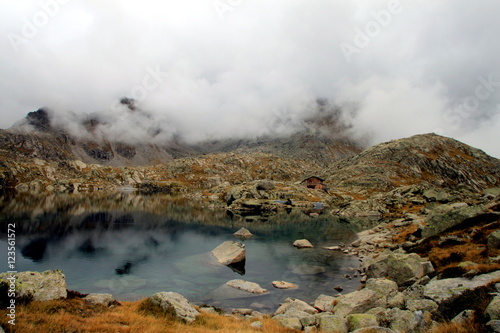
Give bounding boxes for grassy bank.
[0,297,298,333]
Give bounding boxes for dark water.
[0,192,372,312]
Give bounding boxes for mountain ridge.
[2,103,362,167]
[321,133,500,192]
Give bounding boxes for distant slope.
[190,101,363,166]
[0,128,194,166]
[322,133,500,192]
[190,133,361,167]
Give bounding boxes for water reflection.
[0,192,370,311]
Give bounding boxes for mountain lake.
[0,191,377,312]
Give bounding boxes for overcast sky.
[1,0,499,156]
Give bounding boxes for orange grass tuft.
[426,319,484,333]
[0,298,300,333]
[428,243,488,269]
[391,224,419,244]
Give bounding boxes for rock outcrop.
[149,292,200,323]
[0,270,67,301]
[323,133,500,193]
[423,270,500,304]
[363,250,433,286]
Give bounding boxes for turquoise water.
[0,192,367,312]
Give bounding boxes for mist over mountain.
[2,98,361,166]
[1,1,500,158]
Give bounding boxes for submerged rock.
[211,241,246,265]
[323,245,342,251]
[272,281,299,289]
[226,279,268,294]
[289,264,326,275]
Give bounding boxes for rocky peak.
[26,108,52,132]
[119,97,137,111]
[324,133,500,192]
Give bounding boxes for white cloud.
[0,0,499,157]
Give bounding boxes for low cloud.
[0,0,499,156]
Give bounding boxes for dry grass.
[0,298,299,333]
[409,215,500,277]
[427,320,484,333]
[391,223,419,244]
[428,243,486,268]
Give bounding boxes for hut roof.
[301,176,325,183]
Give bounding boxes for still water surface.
[0,192,371,312]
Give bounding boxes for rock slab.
[149,291,199,323]
[272,281,298,289]
[424,270,500,304]
[211,241,246,265]
[226,279,268,294]
[293,239,314,248]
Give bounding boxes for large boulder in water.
[211,241,246,265]
[293,239,314,248]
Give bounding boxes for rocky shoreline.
[2,193,500,332]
